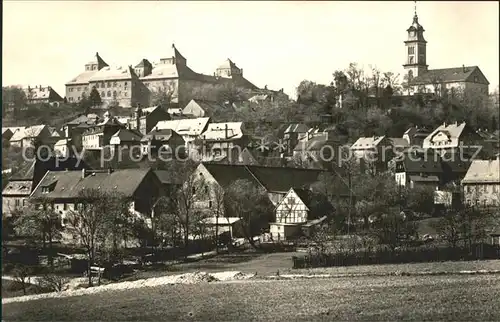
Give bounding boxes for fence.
[292,243,500,269]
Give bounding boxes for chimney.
[225,124,229,139]
[81,168,86,179]
[462,65,466,73]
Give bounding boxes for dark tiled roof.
[411,66,487,85]
[11,157,91,186]
[401,150,443,174]
[202,163,260,188]
[31,168,151,199]
[154,170,183,185]
[409,175,440,182]
[247,166,325,193]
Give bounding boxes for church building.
[403,5,489,105]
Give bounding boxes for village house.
[109,128,143,149]
[199,122,248,162]
[53,139,72,158]
[402,10,489,104]
[61,114,101,151]
[66,45,259,108]
[270,188,331,241]
[155,117,210,156]
[422,122,485,157]
[350,136,394,173]
[29,168,164,224]
[140,128,185,156]
[127,106,171,135]
[81,111,126,150]
[2,157,89,216]
[393,149,443,190]
[9,125,59,149]
[461,158,500,207]
[292,126,348,169]
[23,85,64,106]
[403,126,431,147]
[180,99,227,118]
[283,123,311,156]
[195,163,326,206]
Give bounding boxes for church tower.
[403,2,428,78]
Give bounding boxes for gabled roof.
[23,86,61,101]
[400,150,444,174]
[293,134,329,152]
[423,122,470,149]
[461,159,499,184]
[65,114,100,126]
[30,168,152,199]
[111,129,142,142]
[141,128,182,142]
[350,136,386,150]
[247,166,325,193]
[86,52,108,67]
[201,163,261,188]
[217,58,240,71]
[134,59,152,68]
[389,138,410,149]
[156,117,210,137]
[89,66,135,82]
[284,124,310,134]
[9,125,46,142]
[201,122,244,141]
[411,66,489,85]
[2,181,33,196]
[236,148,260,166]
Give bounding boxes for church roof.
[135,59,152,68]
[411,66,489,85]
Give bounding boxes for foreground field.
[3,274,500,321]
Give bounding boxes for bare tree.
[224,179,274,249]
[66,188,113,286]
[150,81,175,107]
[15,198,63,267]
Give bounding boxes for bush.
[292,243,500,269]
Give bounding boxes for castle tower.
[403,2,428,79]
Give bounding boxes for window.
[493,185,498,193]
[474,76,478,83]
[69,97,74,102]
[408,47,415,55]
[192,187,196,195]
[15,199,20,207]
[125,92,128,97]
[101,91,105,97]
[107,82,111,88]
[96,83,100,89]
[86,66,90,71]
[107,91,111,97]
[77,97,80,101]
[409,56,414,64]
[204,186,208,193]
[93,66,97,70]
[124,82,128,87]
[63,203,67,211]
[77,87,81,91]
[114,82,117,87]
[113,91,117,98]
[209,200,212,208]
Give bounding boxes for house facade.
[155,117,210,155]
[461,159,500,207]
[199,122,248,162]
[2,157,90,216]
[29,168,164,222]
[23,85,63,106]
[81,112,126,150]
[270,188,330,241]
[140,128,185,156]
[9,125,57,149]
[422,122,484,157]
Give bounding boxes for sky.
[2,1,499,99]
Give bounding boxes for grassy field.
[3,274,500,321]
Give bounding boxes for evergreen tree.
[89,87,102,108]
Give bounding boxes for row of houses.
[3,154,498,242]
